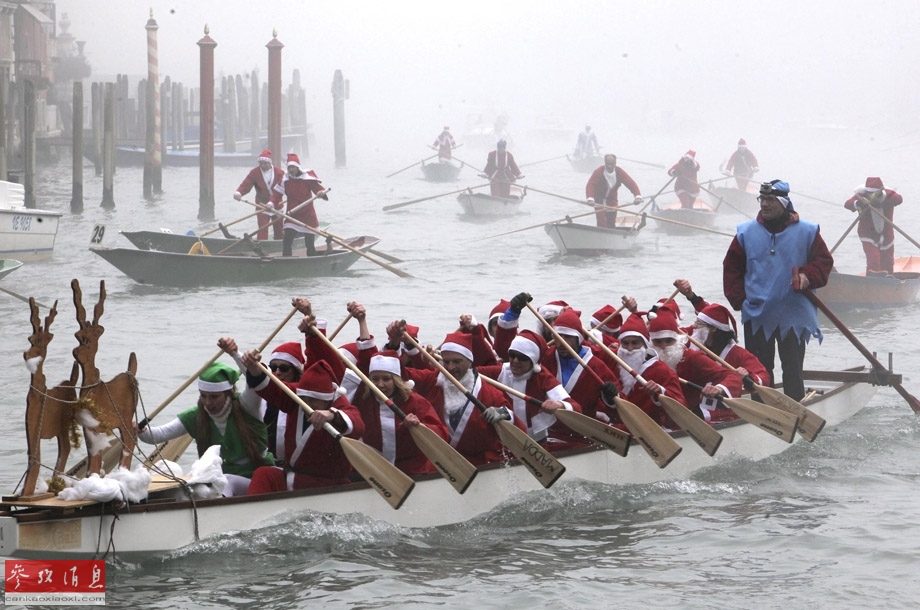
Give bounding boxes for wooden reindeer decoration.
[20,298,82,499]
[71,279,140,476]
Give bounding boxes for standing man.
[844,177,903,276]
[586,154,643,228]
[431,126,457,162]
[723,139,759,190]
[574,125,599,160]
[270,153,328,257]
[233,149,285,241]
[482,139,523,198]
[668,150,701,209]
[723,179,834,400]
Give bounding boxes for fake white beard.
[617,347,646,394]
[208,396,233,424]
[657,343,686,371]
[438,369,474,416]
[604,168,618,189]
[690,326,710,349]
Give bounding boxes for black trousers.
[743,321,807,401]
[282,229,316,257]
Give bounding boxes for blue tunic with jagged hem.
[735,219,823,344]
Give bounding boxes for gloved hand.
[633,196,643,204]
[233,192,242,201]
[601,381,619,406]
[482,406,511,424]
[509,292,532,314]
[587,197,596,204]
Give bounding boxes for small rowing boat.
[652,199,719,235]
[420,160,462,182]
[567,154,602,174]
[544,215,645,256]
[818,257,920,311]
[458,185,525,217]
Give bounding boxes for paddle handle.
[327,313,354,341]
[478,374,544,408]
[401,332,490,413]
[526,302,605,386]
[594,301,629,331]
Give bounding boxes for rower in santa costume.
[270,153,328,257]
[233,149,285,240]
[585,154,643,229]
[844,176,903,276]
[668,150,701,209]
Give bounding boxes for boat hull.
[0,258,23,280]
[567,154,602,173]
[457,190,523,217]
[0,373,874,559]
[652,201,718,235]
[818,262,920,311]
[544,221,640,255]
[420,161,462,182]
[0,208,62,260]
[90,236,379,287]
[708,183,759,216]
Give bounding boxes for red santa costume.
[352,351,450,475]
[408,332,525,465]
[609,314,686,429]
[649,311,743,423]
[694,302,771,387]
[668,150,701,209]
[587,304,623,372]
[585,162,642,228]
[270,153,327,256]
[478,330,583,449]
[234,149,286,240]
[257,341,306,461]
[843,177,903,275]
[432,127,457,162]
[483,141,523,197]
[247,360,364,494]
[724,139,759,190]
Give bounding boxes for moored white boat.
[0,370,880,559]
[544,215,645,256]
[0,181,61,261]
[457,185,525,217]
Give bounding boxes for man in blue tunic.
[722,180,834,400]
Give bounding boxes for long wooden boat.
[420,160,462,182]
[457,185,525,217]
[89,236,380,287]
[567,154,602,173]
[119,225,332,256]
[0,369,880,559]
[0,181,61,261]
[0,258,23,281]
[817,257,920,311]
[651,199,719,235]
[544,215,645,256]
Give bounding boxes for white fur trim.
[441,341,473,362]
[370,354,401,376]
[198,379,232,392]
[509,335,541,366]
[696,311,732,333]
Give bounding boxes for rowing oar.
[382,183,491,212]
[805,290,920,413]
[618,207,735,237]
[467,209,599,244]
[524,300,677,465]
[318,226,404,264]
[259,359,415,509]
[519,154,569,169]
[617,156,666,169]
[401,333,567,488]
[386,153,439,178]
[638,176,676,213]
[829,216,861,255]
[864,205,920,252]
[242,199,416,280]
[698,183,753,219]
[197,197,286,238]
[679,378,798,443]
[681,331,825,441]
[583,325,722,456]
[2,286,52,309]
[313,326,478,494]
[789,191,838,207]
[327,313,353,341]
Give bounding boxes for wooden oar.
[805,290,920,412]
[864,205,920,252]
[382,183,490,212]
[242,199,416,279]
[403,333,567,488]
[788,191,838,208]
[0,285,52,309]
[386,153,439,178]
[524,301,677,465]
[311,328,478,494]
[829,216,861,255]
[259,360,415,509]
[467,209,599,244]
[583,326,722,456]
[519,154,568,168]
[680,378,798,443]
[327,313,353,341]
[318,226,404,263]
[617,156,666,169]
[638,176,676,213]
[619,207,735,237]
[698,183,754,218]
[197,198,286,238]
[682,331,826,441]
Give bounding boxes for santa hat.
[338,342,359,365]
[553,308,585,343]
[738,138,746,146]
[443,126,450,131]
[683,150,696,160]
[370,350,402,376]
[509,330,545,372]
[269,342,305,371]
[864,177,884,192]
[648,298,681,321]
[258,149,272,163]
[591,305,622,333]
[296,360,345,401]
[537,300,568,320]
[696,303,738,337]
[404,324,420,340]
[618,313,649,346]
[441,332,474,362]
[489,299,510,323]
[285,152,302,168]
[648,311,680,341]
[198,362,240,392]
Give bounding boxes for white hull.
[652,205,718,235]
[0,374,874,559]
[0,208,61,260]
[457,189,523,217]
[544,221,640,255]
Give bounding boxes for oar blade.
[723,397,799,443]
[145,434,194,466]
[553,408,631,457]
[613,397,682,468]
[339,436,415,509]
[658,395,722,457]
[754,384,825,442]
[408,424,478,494]
[494,420,566,489]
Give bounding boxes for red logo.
[5,560,105,605]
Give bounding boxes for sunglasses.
[269,363,294,374]
[508,351,530,362]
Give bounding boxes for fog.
[56,0,920,193]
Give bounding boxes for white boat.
[0,181,61,261]
[0,369,881,559]
[707,180,759,216]
[544,215,645,256]
[652,199,719,235]
[457,185,525,217]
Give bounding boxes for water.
[2,129,920,609]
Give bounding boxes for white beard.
[438,369,474,417]
[690,326,709,350]
[617,347,646,394]
[208,396,233,424]
[657,343,686,371]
